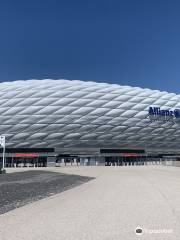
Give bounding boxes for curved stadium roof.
[0,79,180,152]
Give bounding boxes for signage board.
[148,106,180,122]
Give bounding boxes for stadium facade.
[0,79,180,167]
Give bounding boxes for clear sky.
[0,0,180,93]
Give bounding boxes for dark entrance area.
[5,154,47,167]
[102,149,147,166]
[105,155,147,166]
[0,148,54,168]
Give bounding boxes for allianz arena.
[1,79,180,167]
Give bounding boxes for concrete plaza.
[1,166,180,240]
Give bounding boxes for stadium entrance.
[5,154,47,167]
[0,148,54,168]
[101,149,146,166]
[105,155,147,166]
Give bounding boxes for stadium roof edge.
[0,78,179,96]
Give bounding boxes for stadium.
[0,79,180,167]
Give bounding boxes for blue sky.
[0,0,180,93]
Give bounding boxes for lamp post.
[0,135,6,174]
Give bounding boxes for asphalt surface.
[1,166,180,240]
[0,170,93,215]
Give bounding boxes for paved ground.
[1,166,180,240]
[0,170,93,215]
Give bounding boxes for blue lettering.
[149,107,180,120]
[160,110,166,116]
[149,107,154,115]
[174,109,180,118]
[169,111,174,117]
[164,110,170,116]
